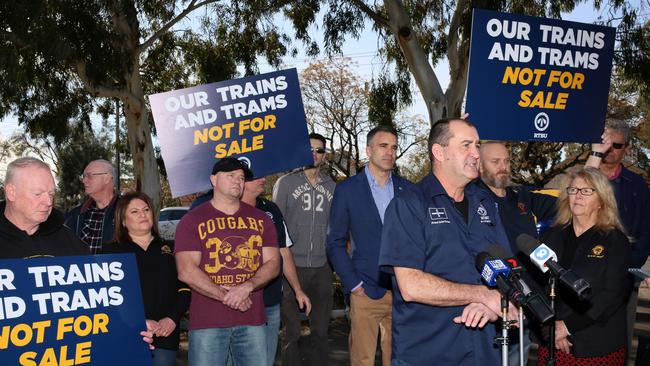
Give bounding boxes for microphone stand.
[546,276,557,366]
[518,306,524,366]
[496,295,510,366]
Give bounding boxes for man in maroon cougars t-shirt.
[175,157,280,366]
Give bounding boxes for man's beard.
[483,171,511,189]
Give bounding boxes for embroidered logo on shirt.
[588,244,605,259]
[517,202,527,215]
[477,204,493,224]
[429,207,450,224]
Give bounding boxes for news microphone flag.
[480,258,511,287]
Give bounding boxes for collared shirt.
[379,173,511,366]
[365,165,394,223]
[80,204,106,254]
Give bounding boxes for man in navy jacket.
[327,126,413,366]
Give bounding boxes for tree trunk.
[384,0,447,125]
[122,70,162,211]
[445,0,471,118]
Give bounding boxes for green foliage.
[367,73,412,127]
[0,0,309,203]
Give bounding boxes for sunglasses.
[611,142,627,149]
[311,147,326,154]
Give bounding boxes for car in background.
[158,207,189,241]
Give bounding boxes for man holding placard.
[0,157,88,258]
[587,120,650,365]
[0,156,154,365]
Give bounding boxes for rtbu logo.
[533,244,553,261]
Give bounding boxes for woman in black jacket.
[103,192,190,366]
[537,167,632,365]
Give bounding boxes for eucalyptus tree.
[0,0,296,206]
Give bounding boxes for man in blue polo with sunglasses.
[587,119,650,365]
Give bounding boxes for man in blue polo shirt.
[478,141,557,365]
[379,118,517,366]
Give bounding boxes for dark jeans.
[281,265,333,366]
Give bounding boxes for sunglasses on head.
[311,147,326,154]
[611,142,627,149]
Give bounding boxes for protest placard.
[149,69,312,197]
[466,9,616,142]
[0,254,152,366]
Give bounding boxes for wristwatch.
[590,151,605,158]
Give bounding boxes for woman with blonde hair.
[537,167,632,365]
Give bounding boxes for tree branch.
[350,0,390,29]
[75,61,136,105]
[138,0,219,54]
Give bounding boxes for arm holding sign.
[584,128,612,168]
[141,320,156,349]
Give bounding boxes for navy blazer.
[326,168,413,299]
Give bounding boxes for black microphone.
[486,245,555,323]
[475,252,527,307]
[516,234,591,300]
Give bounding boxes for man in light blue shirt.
[327,126,413,366]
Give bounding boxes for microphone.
[477,252,511,287]
[516,234,591,299]
[475,252,527,307]
[486,245,555,323]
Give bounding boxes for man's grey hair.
[87,159,117,186]
[606,119,632,144]
[5,157,52,184]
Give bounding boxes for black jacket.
[0,201,88,259]
[543,225,632,357]
[64,195,119,249]
[102,238,190,350]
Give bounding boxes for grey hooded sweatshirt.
[273,169,336,267]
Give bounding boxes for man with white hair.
[0,157,155,346]
[65,159,119,253]
[0,157,87,258]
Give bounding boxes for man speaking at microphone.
[378,119,517,366]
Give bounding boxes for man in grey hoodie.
[273,132,336,366]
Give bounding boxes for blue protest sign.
[466,9,616,142]
[0,254,152,366]
[149,69,313,197]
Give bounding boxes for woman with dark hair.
[537,167,632,365]
[103,191,190,366]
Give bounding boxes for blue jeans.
[151,348,177,366]
[264,304,281,366]
[189,325,267,366]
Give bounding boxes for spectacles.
[566,187,596,196]
[611,142,627,149]
[311,147,326,154]
[81,172,109,180]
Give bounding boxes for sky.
[0,2,643,140]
